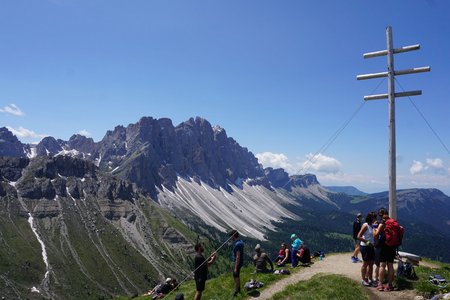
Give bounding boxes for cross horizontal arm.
[364,90,422,101]
[395,66,431,76]
[356,71,388,80]
[363,44,421,59]
[356,66,430,80]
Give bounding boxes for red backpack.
[384,219,404,247]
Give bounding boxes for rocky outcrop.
[265,167,290,188]
[0,127,26,157]
[0,157,29,181]
[289,174,320,188]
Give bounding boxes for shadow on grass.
[247,290,261,298]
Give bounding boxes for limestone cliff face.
[93,116,264,196]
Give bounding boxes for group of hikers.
[194,229,311,299]
[352,207,404,292]
[148,229,312,299]
[148,209,404,299]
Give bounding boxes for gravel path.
[251,253,417,300]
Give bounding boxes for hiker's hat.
[357,212,362,217]
[290,233,297,239]
[166,277,172,283]
[255,244,261,251]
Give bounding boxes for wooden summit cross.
[357,26,430,220]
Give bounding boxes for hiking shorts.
[195,278,206,291]
[232,266,242,278]
[360,245,375,262]
[374,247,381,266]
[380,246,396,263]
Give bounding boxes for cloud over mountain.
[6,126,47,139]
[256,152,296,174]
[302,153,342,174]
[0,104,24,116]
[78,129,92,137]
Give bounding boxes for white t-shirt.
[360,223,374,246]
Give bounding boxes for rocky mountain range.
[1,117,450,298]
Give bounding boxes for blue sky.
[1,0,449,195]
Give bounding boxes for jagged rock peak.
[68,134,96,153]
[36,136,63,156]
[0,127,27,157]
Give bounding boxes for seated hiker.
[296,244,311,265]
[276,242,291,266]
[148,278,178,299]
[253,244,274,273]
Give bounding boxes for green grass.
[270,274,369,300]
[125,263,309,300]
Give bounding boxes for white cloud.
[0,104,24,116]
[426,158,444,169]
[78,129,92,137]
[256,152,296,174]
[302,153,342,174]
[410,160,424,175]
[6,126,48,139]
[410,157,447,175]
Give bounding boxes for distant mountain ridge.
[325,185,368,196]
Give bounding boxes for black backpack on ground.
[397,260,417,280]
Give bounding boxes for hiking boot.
[376,284,384,291]
[351,256,358,263]
[361,280,371,287]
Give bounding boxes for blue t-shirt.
[232,239,244,267]
[292,238,303,251]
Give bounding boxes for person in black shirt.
[194,243,216,300]
[352,212,363,263]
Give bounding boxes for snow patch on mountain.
[56,149,80,157]
[26,146,37,158]
[157,177,299,240]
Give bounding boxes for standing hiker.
[357,213,376,287]
[375,213,403,291]
[194,243,216,300]
[352,212,363,263]
[229,229,244,297]
[290,233,303,267]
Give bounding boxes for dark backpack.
[299,247,311,264]
[384,219,404,247]
[397,261,417,280]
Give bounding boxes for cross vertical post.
[357,26,430,220]
[387,27,396,219]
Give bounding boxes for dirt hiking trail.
[252,253,418,300]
